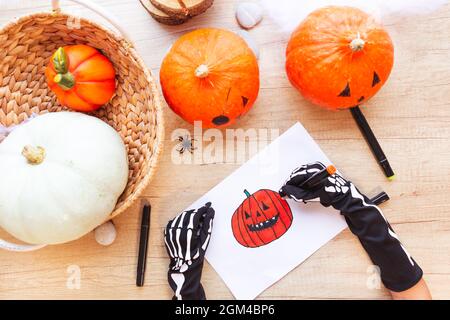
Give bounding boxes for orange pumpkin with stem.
[286,6,394,110]
[160,28,260,128]
[45,45,116,112]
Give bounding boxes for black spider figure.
[176,135,197,154]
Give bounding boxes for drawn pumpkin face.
[231,189,293,248]
[286,6,394,109]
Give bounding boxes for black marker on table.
[136,203,151,287]
[370,191,390,206]
[350,106,395,180]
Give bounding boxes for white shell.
[0,112,128,245]
[237,30,260,59]
[94,221,117,246]
[236,2,263,29]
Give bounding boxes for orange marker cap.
[326,165,337,175]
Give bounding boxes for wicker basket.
[0,0,164,245]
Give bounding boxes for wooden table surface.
[0,0,449,300]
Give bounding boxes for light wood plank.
[0,0,449,300]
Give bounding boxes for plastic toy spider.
[177,135,197,154]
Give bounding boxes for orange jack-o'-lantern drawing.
[231,189,293,248]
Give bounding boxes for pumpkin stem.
[54,73,75,90]
[53,47,75,90]
[22,145,46,165]
[195,64,209,78]
[53,47,69,73]
[349,32,365,52]
[244,189,251,198]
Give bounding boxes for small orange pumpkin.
[160,28,260,128]
[45,45,116,112]
[286,6,394,110]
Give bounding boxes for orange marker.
[301,165,336,189]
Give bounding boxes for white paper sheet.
[186,122,347,300]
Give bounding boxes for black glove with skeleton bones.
[280,162,423,292]
[164,202,214,300]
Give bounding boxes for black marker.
[370,191,390,206]
[350,106,395,180]
[136,203,151,287]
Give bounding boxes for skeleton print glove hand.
[280,162,351,207]
[281,162,423,292]
[164,202,215,300]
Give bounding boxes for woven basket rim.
[0,10,165,221]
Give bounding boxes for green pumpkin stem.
[54,73,75,90]
[244,189,251,198]
[53,47,75,90]
[53,47,69,73]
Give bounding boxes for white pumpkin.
[0,112,128,245]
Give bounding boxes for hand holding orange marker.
[301,165,337,189]
[280,164,390,206]
[279,165,337,198]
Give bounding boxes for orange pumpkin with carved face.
[231,189,293,248]
[286,6,394,110]
[160,28,260,128]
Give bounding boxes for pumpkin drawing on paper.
[160,28,260,128]
[45,45,116,112]
[231,189,293,248]
[286,6,394,110]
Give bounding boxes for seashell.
[236,2,263,29]
[94,221,117,246]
